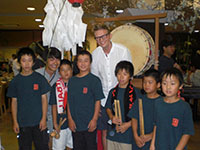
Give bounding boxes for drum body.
[111,24,155,76]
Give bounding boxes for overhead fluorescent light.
[194,30,199,33]
[164,22,169,26]
[39,25,44,28]
[27,7,35,11]
[116,10,124,14]
[35,19,42,22]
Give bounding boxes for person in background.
[36,47,61,149]
[67,50,104,150]
[7,47,50,150]
[49,59,73,150]
[128,69,161,150]
[187,53,200,86]
[158,39,183,74]
[105,61,140,150]
[12,54,20,76]
[91,24,132,150]
[150,68,194,150]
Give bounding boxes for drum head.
[111,24,155,75]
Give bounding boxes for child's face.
[116,69,131,88]
[59,64,72,82]
[162,74,182,99]
[143,76,160,95]
[77,54,91,73]
[20,54,34,73]
[46,57,60,73]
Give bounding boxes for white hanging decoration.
[42,0,87,55]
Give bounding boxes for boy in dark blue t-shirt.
[150,68,194,150]
[128,69,162,150]
[7,47,50,150]
[105,61,140,150]
[49,59,73,150]
[67,50,104,150]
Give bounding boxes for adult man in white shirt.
[91,24,132,150]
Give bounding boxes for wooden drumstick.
[116,100,122,122]
[139,98,145,136]
[114,100,117,117]
[50,117,66,139]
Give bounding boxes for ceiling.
[0,0,199,32]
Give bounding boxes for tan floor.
[0,113,200,150]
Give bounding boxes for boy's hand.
[68,118,76,132]
[54,123,60,134]
[112,116,121,125]
[134,135,145,148]
[39,118,47,131]
[13,122,19,134]
[88,119,97,132]
[150,144,155,150]
[140,133,152,142]
[117,122,129,133]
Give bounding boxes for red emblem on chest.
[172,118,179,127]
[83,87,88,94]
[33,84,39,90]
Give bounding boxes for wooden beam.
[95,13,167,22]
[154,17,159,70]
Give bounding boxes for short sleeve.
[40,75,51,95]
[105,90,113,109]
[7,78,17,98]
[49,83,57,105]
[182,103,195,135]
[127,98,139,120]
[93,77,105,101]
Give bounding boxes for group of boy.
[7,24,194,150]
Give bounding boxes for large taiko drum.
[111,24,155,76]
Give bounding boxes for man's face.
[163,45,175,56]
[46,57,60,72]
[94,29,111,49]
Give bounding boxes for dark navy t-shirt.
[128,94,162,149]
[154,98,194,150]
[49,83,68,130]
[105,87,141,144]
[7,72,50,127]
[68,73,104,131]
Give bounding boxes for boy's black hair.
[59,59,72,71]
[17,47,36,63]
[115,61,134,77]
[47,47,61,60]
[161,67,183,86]
[143,69,160,83]
[161,39,175,54]
[76,50,92,63]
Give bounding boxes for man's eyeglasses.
[95,33,109,41]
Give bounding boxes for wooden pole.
[139,98,145,136]
[155,17,160,70]
[95,13,167,23]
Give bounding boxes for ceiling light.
[164,22,169,26]
[27,7,35,11]
[116,10,124,14]
[35,19,42,22]
[194,30,199,33]
[39,25,44,28]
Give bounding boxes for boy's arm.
[67,102,76,132]
[175,134,190,150]
[150,126,156,150]
[88,100,100,132]
[11,98,19,133]
[39,94,48,131]
[52,105,59,133]
[132,118,145,147]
